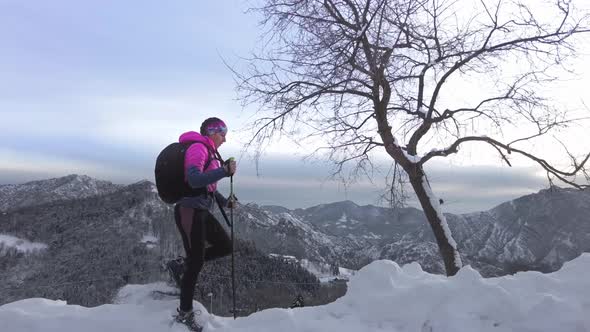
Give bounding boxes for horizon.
[1,172,567,214]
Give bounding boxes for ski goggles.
[205,122,228,136]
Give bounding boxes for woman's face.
[210,131,226,148]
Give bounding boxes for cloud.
[0,147,138,184]
[0,130,556,213]
[412,162,546,212]
[214,156,551,213]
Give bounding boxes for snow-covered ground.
[298,258,356,282]
[140,235,159,249]
[0,234,48,253]
[337,266,356,279]
[2,254,589,332]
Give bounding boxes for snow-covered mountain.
[0,174,122,212]
[0,176,590,288]
[0,177,333,311]
[0,180,176,306]
[254,188,590,276]
[236,201,425,271]
[375,187,590,275]
[227,203,373,269]
[291,200,425,241]
[450,187,590,274]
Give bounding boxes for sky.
[1,0,589,213]
[1,254,589,331]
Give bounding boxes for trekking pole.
[229,159,237,320]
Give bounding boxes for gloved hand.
[224,158,237,176]
[227,193,238,209]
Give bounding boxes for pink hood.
[179,131,221,192]
[179,131,214,145]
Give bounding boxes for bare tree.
[234,0,590,276]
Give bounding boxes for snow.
[271,212,334,246]
[367,206,381,217]
[402,149,422,163]
[338,267,356,279]
[363,232,381,239]
[268,253,298,264]
[141,235,158,243]
[140,235,159,249]
[0,234,48,253]
[2,254,590,332]
[299,259,334,280]
[299,259,356,283]
[421,175,463,269]
[356,23,369,39]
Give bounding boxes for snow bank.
[140,235,158,249]
[0,234,48,253]
[1,255,589,332]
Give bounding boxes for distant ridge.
[0,174,122,211]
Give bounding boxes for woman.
[173,117,237,331]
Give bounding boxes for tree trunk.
[408,165,462,276]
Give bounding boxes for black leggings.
[174,205,232,311]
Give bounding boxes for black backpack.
[154,141,221,204]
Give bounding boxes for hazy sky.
[1,0,589,213]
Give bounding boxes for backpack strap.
[184,141,224,173]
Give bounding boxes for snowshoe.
[173,308,203,332]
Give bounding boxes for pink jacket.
[179,131,221,193]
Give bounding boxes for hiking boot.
[174,308,203,332]
[166,257,185,288]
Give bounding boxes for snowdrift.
[1,254,589,332]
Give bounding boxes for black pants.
[174,205,232,311]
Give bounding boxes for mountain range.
[1,174,589,308]
[0,177,340,313]
[250,188,590,276]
